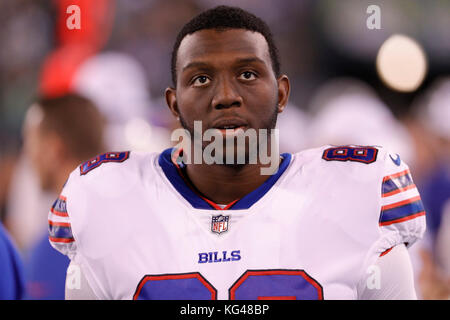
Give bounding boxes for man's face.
[166,29,289,162]
[24,120,53,190]
[23,106,59,191]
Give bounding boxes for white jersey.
[49,145,426,300]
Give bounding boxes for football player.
[50,6,426,300]
[23,94,105,299]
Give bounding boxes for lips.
[210,118,248,130]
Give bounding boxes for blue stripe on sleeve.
[380,200,425,223]
[48,225,73,240]
[382,173,414,195]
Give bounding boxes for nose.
[211,77,243,110]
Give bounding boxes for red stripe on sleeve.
[48,220,71,228]
[381,195,421,211]
[379,211,425,226]
[49,236,75,243]
[50,207,69,217]
[382,169,410,182]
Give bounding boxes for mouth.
[215,126,247,134]
[210,118,248,133]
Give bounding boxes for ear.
[165,87,180,120]
[37,131,63,170]
[276,75,290,113]
[49,133,68,163]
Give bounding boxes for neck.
[51,161,79,194]
[184,159,280,205]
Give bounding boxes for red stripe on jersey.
[222,199,239,210]
[382,169,410,182]
[48,220,71,228]
[49,236,74,243]
[133,273,217,300]
[50,207,69,217]
[229,270,323,300]
[381,195,421,211]
[379,211,425,226]
[379,247,394,257]
[381,184,417,198]
[258,296,296,300]
[199,196,239,210]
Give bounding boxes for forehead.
[24,104,44,131]
[177,29,271,71]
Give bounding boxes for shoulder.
[284,146,393,208]
[293,144,384,162]
[291,144,407,172]
[65,151,160,194]
[291,145,426,255]
[64,149,161,213]
[291,144,422,208]
[77,151,158,180]
[290,145,390,181]
[48,151,160,259]
[79,151,132,176]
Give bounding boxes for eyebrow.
[182,61,211,72]
[233,57,266,66]
[181,57,267,73]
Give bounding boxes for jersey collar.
[158,148,292,210]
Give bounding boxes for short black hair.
[171,5,281,86]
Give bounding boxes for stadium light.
[376,34,428,93]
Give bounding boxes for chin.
[39,178,53,192]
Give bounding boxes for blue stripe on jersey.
[158,148,292,210]
[379,200,425,224]
[382,173,414,195]
[52,197,67,214]
[48,225,73,240]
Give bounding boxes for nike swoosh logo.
[389,154,401,166]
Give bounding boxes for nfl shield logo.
[211,215,229,234]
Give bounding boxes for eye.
[192,75,211,87]
[238,71,257,81]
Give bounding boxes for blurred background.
[0,0,448,300]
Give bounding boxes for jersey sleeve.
[357,244,417,299]
[48,173,78,260]
[378,150,426,251]
[48,151,133,261]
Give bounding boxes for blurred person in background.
[110,0,202,100]
[4,0,169,253]
[3,0,114,252]
[307,78,415,163]
[0,222,25,300]
[21,94,105,299]
[407,78,450,300]
[276,102,312,154]
[0,141,18,222]
[70,51,173,153]
[4,154,56,252]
